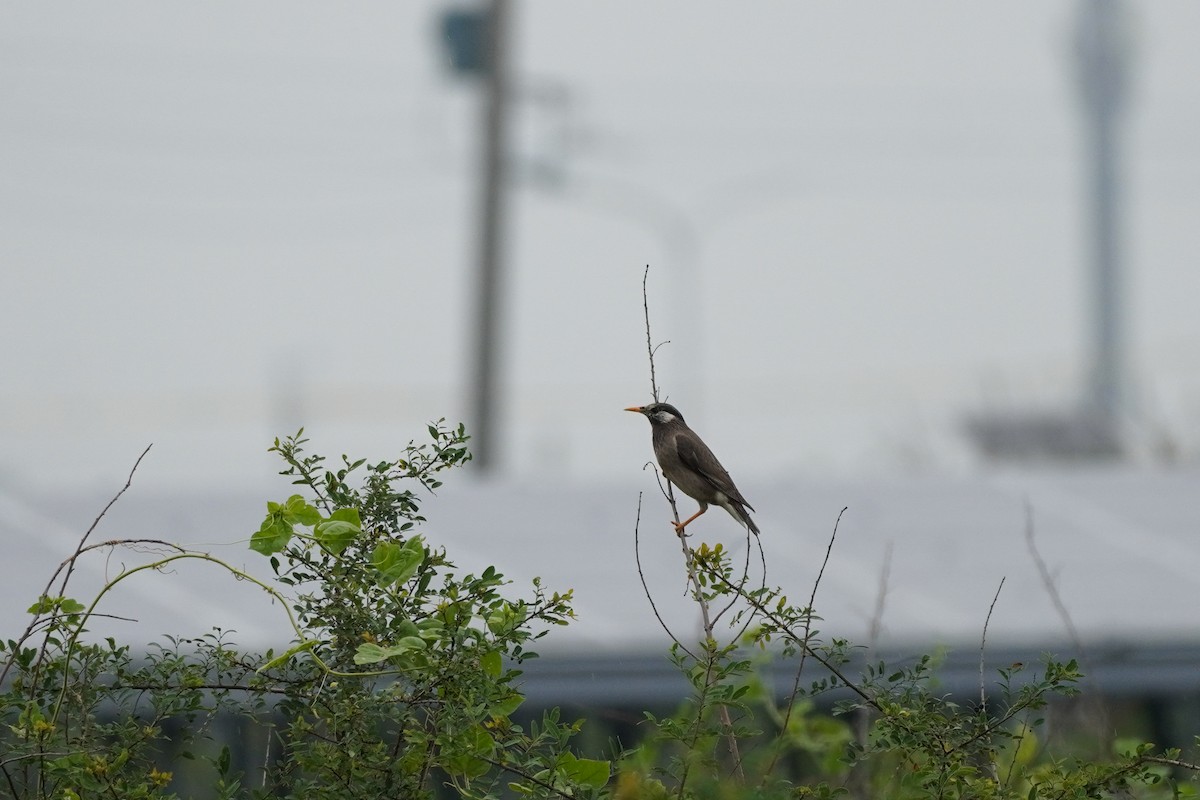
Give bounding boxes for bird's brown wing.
[674,431,756,511]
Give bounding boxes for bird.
[625,402,759,536]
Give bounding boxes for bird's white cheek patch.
[653,411,677,424]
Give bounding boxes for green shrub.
[1,421,1196,799]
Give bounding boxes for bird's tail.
[725,501,760,536]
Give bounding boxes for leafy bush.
[1,424,605,799]
[1,421,1196,799]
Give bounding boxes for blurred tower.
[964,0,1135,463]
[1076,0,1132,437]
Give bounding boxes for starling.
[626,402,759,535]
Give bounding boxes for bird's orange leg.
[672,506,707,535]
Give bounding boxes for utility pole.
[468,0,510,473]
[1075,0,1131,437]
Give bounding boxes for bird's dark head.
[625,402,686,426]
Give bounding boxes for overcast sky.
[3,2,1199,494]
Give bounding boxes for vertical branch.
[642,265,664,405]
[867,542,893,648]
[763,506,847,779]
[979,576,1006,711]
[1024,503,1082,653]
[1024,502,1109,750]
[639,265,744,784]
[641,264,686,532]
[847,540,892,799]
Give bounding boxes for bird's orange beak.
[624,406,644,413]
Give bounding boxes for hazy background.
[3,2,1199,495]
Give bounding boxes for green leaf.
[329,507,361,527]
[480,649,502,677]
[350,642,388,666]
[283,496,320,526]
[444,724,494,779]
[354,643,391,665]
[315,519,360,554]
[372,536,424,586]
[58,598,86,615]
[560,752,610,789]
[27,596,56,614]
[250,515,293,555]
[489,690,524,719]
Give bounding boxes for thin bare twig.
[848,541,893,799]
[1024,503,1082,653]
[481,755,578,800]
[794,508,846,665]
[978,577,1011,783]
[979,576,1006,709]
[1024,501,1110,746]
[56,444,152,598]
[764,506,849,778]
[701,559,879,711]
[633,491,695,660]
[1143,755,1200,772]
[710,522,758,631]
[642,265,664,404]
[868,541,893,647]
